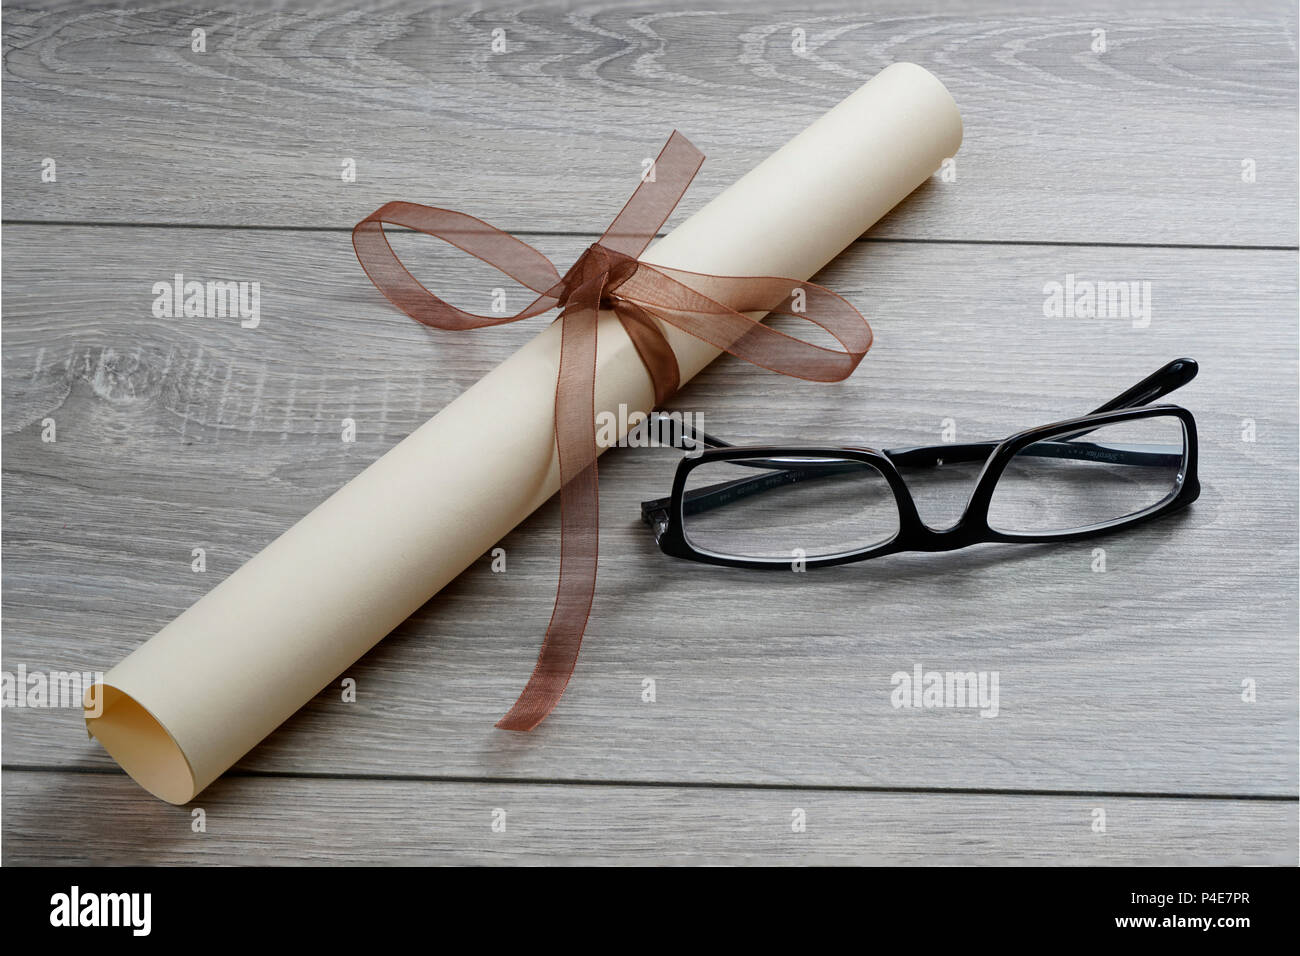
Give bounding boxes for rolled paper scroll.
[352,130,879,731]
[86,62,962,803]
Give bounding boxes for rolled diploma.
[86,62,962,803]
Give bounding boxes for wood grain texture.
[3,226,1295,801]
[3,770,1294,865]
[2,0,1296,244]
[3,0,1296,866]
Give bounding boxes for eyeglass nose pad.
[885,457,986,534]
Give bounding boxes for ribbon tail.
[496,298,602,731]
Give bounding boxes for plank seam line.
[4,765,1297,802]
[2,219,1296,252]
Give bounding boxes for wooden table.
[3,0,1296,865]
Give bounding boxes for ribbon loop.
[353,131,873,730]
[352,202,563,331]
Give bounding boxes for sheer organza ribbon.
[353,131,873,731]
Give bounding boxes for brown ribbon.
[353,132,873,731]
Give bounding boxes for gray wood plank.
[3,225,1295,796]
[2,0,1296,244]
[3,770,1294,865]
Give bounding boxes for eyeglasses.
[640,358,1200,569]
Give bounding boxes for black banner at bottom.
[0,864,1290,942]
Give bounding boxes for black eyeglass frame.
[640,359,1201,571]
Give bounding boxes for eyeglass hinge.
[640,498,671,542]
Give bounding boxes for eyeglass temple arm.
[640,408,869,524]
[639,451,864,527]
[890,357,1199,464]
[645,410,733,452]
[885,440,1181,468]
[1052,356,1198,444]
[638,361,1197,528]
[1086,357,1197,415]
[645,358,1194,470]
[662,458,873,522]
[641,436,1180,529]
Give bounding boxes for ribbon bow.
[353,132,873,731]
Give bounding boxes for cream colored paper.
[86,63,962,803]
